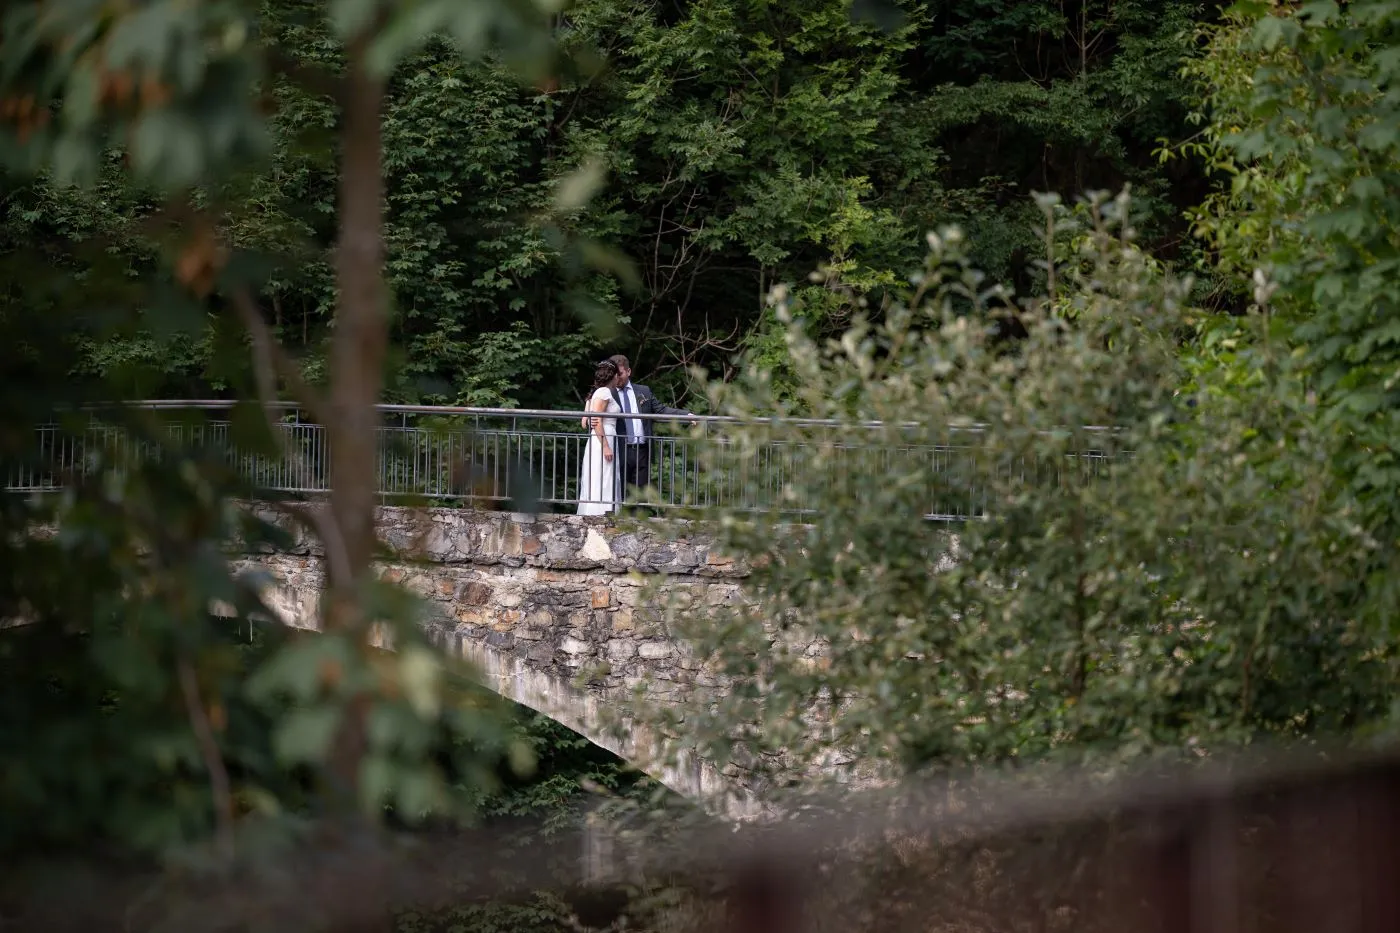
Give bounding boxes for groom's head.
[608,354,632,385]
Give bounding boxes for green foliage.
[0,0,268,188]
[652,194,1397,793]
[0,0,611,894]
[395,893,581,933]
[0,449,530,858]
[1165,1,1400,624]
[1,0,1213,409]
[475,713,640,828]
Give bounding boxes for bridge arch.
[238,506,764,818]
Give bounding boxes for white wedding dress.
[577,387,621,515]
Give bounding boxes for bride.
[577,359,623,516]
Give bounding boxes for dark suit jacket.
[612,382,690,444]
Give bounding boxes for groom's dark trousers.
[617,441,651,505]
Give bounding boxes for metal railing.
[4,401,1119,519]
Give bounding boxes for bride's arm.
[587,393,612,459]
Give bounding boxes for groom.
[607,354,692,504]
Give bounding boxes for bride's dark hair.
[591,359,619,391]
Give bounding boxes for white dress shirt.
[619,383,645,445]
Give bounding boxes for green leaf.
[273,705,343,764]
[328,0,380,40]
[398,644,442,719]
[552,159,607,214]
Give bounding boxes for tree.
[645,192,1396,798]
[2,0,1218,410]
[0,1,623,926]
[1174,1,1400,546]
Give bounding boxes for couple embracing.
[577,354,691,516]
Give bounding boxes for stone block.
[638,641,673,660]
[495,609,523,629]
[497,591,523,609]
[493,522,524,557]
[567,611,591,629]
[403,574,436,597]
[669,546,701,568]
[381,529,416,554]
[552,590,591,610]
[611,607,634,631]
[707,586,736,606]
[560,636,592,656]
[522,536,543,556]
[606,639,636,660]
[457,581,493,605]
[456,607,488,625]
[446,526,474,557]
[537,529,576,560]
[423,525,454,559]
[580,528,612,562]
[641,547,675,567]
[591,587,611,609]
[609,534,643,559]
[536,569,576,583]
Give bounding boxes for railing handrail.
[13,401,1123,518]
[78,400,1124,434]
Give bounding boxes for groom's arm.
[636,385,691,418]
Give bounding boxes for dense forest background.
[1,0,1216,410]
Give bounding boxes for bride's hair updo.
[591,359,619,391]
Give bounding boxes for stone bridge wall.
[234,507,761,813]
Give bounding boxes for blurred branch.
[230,286,330,424]
[176,659,235,860]
[230,286,351,597]
[264,47,344,101]
[265,500,353,599]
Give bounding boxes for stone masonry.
[233,507,759,815]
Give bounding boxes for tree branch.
[264,47,344,102]
[231,287,352,605]
[230,286,331,424]
[177,659,236,859]
[264,499,354,595]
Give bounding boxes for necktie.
[620,387,640,443]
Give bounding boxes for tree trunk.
[318,32,392,933]
[320,32,388,830]
[327,35,387,633]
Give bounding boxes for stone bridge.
[235,507,764,816]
